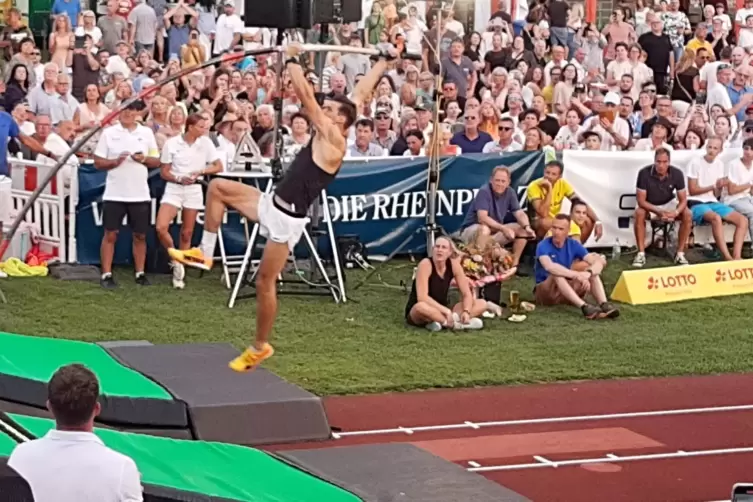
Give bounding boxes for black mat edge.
[0,367,189,428]
[268,450,368,502]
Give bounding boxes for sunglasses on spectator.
[746,128,753,133]
[375,114,389,119]
[498,126,513,131]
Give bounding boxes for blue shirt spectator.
[449,110,491,153]
[0,111,20,177]
[461,183,520,229]
[728,81,753,122]
[51,0,81,24]
[534,235,588,284]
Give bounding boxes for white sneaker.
[463,317,484,330]
[0,270,6,278]
[425,321,442,332]
[171,262,185,290]
[674,253,689,265]
[632,252,646,268]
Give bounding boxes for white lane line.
[467,447,753,473]
[467,461,481,468]
[533,455,558,467]
[333,404,753,438]
[0,418,29,442]
[606,453,620,459]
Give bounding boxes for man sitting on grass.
[534,214,619,320]
[459,166,535,268]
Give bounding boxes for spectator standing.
[213,0,243,56]
[164,1,197,61]
[70,36,100,102]
[93,101,161,289]
[129,0,158,56]
[8,364,144,502]
[547,0,570,53]
[660,0,691,64]
[0,9,33,66]
[28,63,60,118]
[49,14,74,74]
[75,10,103,52]
[601,7,635,62]
[441,39,476,100]
[450,110,492,153]
[341,37,370,92]
[638,16,674,94]
[98,0,128,55]
[51,0,82,26]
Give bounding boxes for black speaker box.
[313,0,362,24]
[245,0,312,29]
[244,0,361,29]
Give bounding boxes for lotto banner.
[74,152,546,266]
[611,259,753,305]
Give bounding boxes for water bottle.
[612,239,621,260]
[667,228,678,257]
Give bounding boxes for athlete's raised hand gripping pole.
[170,42,397,373]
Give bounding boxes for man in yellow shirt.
[685,22,714,59]
[527,160,603,243]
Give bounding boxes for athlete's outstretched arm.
[285,43,330,132]
[351,58,389,108]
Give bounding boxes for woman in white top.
[73,84,108,156]
[74,11,102,52]
[553,109,582,150]
[553,64,578,117]
[633,0,652,28]
[629,44,653,96]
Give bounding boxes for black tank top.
[274,139,337,217]
[404,258,454,318]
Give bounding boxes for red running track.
[272,374,753,502]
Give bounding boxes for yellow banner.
[611,259,753,305]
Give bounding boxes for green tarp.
[0,333,172,400]
[0,430,15,456]
[11,415,360,502]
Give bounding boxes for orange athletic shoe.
[228,344,275,372]
[168,247,212,271]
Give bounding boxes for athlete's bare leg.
[169,179,262,270]
[253,241,290,350]
[204,179,261,232]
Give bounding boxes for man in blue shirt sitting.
[460,166,535,267]
[534,214,619,320]
[449,110,491,153]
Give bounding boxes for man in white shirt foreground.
[8,364,143,502]
[156,113,223,289]
[686,136,748,261]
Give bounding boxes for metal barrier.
[8,157,77,263]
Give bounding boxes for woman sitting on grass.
[404,236,488,332]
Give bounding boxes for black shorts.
[103,201,150,235]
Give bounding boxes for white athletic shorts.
[161,183,204,210]
[259,192,309,252]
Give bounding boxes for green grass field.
[1,253,753,396]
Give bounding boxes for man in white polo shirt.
[8,364,143,502]
[93,100,160,289]
[156,113,223,289]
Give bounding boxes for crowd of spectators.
[2,0,753,167]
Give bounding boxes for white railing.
[8,157,78,263]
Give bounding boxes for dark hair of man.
[654,147,671,160]
[328,94,358,129]
[546,160,564,174]
[355,118,374,131]
[405,129,424,142]
[744,137,753,149]
[185,113,207,129]
[521,108,539,121]
[47,364,100,428]
[554,213,571,223]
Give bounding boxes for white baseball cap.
[604,92,621,105]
